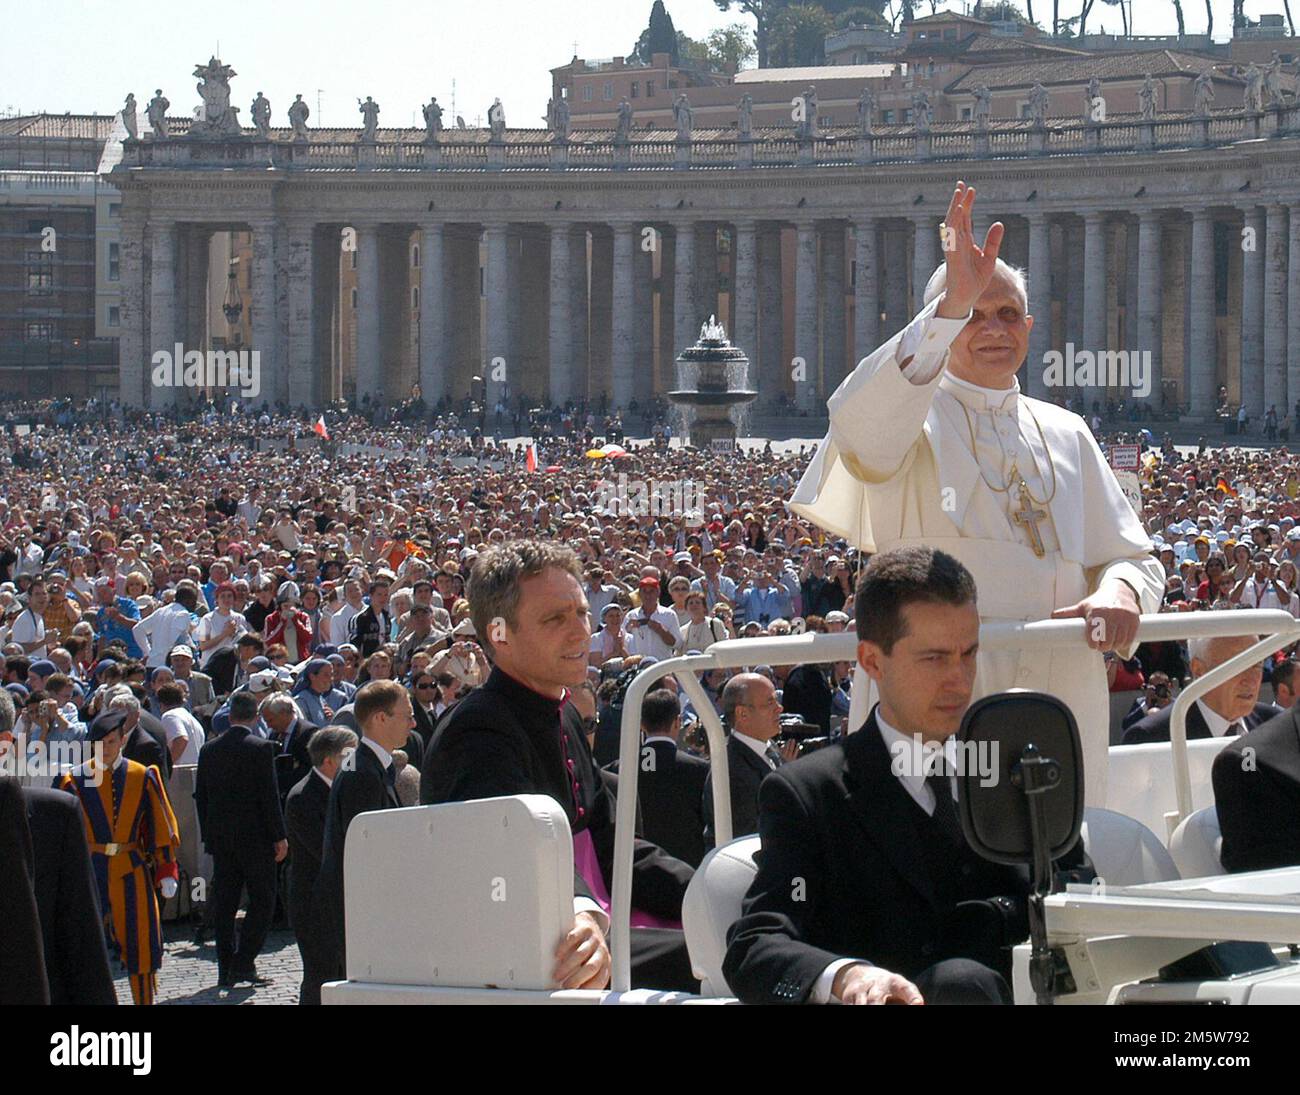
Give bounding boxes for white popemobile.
[323,609,1300,1005]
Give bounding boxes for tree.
[1285,0,1296,37]
[631,0,680,64]
[1026,0,1035,26]
[836,5,890,28]
[975,1,1035,24]
[714,0,782,68]
[677,30,710,67]
[768,2,836,66]
[1204,0,1212,39]
[1053,0,1060,36]
[1077,0,1096,37]
[706,23,757,69]
[1171,0,1185,37]
[1233,0,1247,30]
[1100,0,1128,35]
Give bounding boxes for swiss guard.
[56,710,181,1004]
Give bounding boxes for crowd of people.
[2,390,1300,1007]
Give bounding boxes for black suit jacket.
[609,738,710,868]
[1213,705,1300,873]
[1122,700,1278,745]
[703,733,772,849]
[23,785,116,1005]
[722,712,1032,1005]
[421,667,692,919]
[272,717,320,800]
[781,666,833,734]
[285,768,330,937]
[194,724,286,856]
[0,775,48,1005]
[123,720,171,780]
[311,740,400,976]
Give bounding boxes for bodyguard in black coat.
[605,689,710,868]
[23,785,116,1005]
[307,681,410,1001]
[780,664,833,734]
[122,714,172,780]
[0,774,48,1005]
[195,691,287,986]
[703,731,773,849]
[1213,705,1300,873]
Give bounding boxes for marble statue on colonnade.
[614,98,633,143]
[549,95,570,140]
[1244,63,1265,114]
[973,85,991,130]
[738,93,752,139]
[192,57,241,136]
[488,98,506,141]
[673,93,692,142]
[857,86,875,136]
[358,96,380,141]
[1194,69,1216,117]
[423,96,443,143]
[1264,53,1287,106]
[1139,74,1157,120]
[912,89,932,133]
[288,94,311,142]
[147,90,170,138]
[796,86,817,138]
[251,92,271,139]
[1028,82,1049,127]
[122,92,138,139]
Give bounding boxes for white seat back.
[682,835,761,997]
[1167,806,1224,879]
[1080,807,1180,886]
[343,794,573,989]
[1107,737,1232,839]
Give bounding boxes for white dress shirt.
[624,604,683,660]
[133,602,196,667]
[1195,699,1246,738]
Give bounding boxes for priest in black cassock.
[421,541,696,992]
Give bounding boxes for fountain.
[668,316,758,448]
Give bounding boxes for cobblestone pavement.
[112,920,304,1005]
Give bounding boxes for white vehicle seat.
[341,794,573,990]
[1167,806,1224,879]
[682,835,761,998]
[1080,807,1180,886]
[1107,737,1232,839]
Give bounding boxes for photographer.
[1122,672,1173,731]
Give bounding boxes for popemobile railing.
[609,608,1300,992]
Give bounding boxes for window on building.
[928,62,936,77]
[108,202,121,219]
[603,81,613,100]
[944,28,958,41]
[351,288,358,309]
[902,109,913,124]
[108,242,120,281]
[630,82,639,99]
[583,85,593,102]
[108,306,120,327]
[26,252,53,295]
[961,107,972,120]
[1019,102,1032,119]
[882,109,894,124]
[27,219,45,234]
[411,243,420,268]
[647,80,656,97]
[26,322,54,341]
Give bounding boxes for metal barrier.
[608,609,1300,991]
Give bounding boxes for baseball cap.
[672,551,692,564]
[638,576,660,589]
[247,669,280,695]
[168,645,196,661]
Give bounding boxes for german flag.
[1216,476,1237,498]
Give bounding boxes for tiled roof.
[945,49,1235,91]
[0,114,118,139]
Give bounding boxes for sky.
[0,1,1286,127]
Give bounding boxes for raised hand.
[936,181,1004,320]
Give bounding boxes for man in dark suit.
[259,693,319,799]
[0,773,49,1004]
[724,546,1039,1005]
[607,688,709,868]
[422,541,695,992]
[285,725,357,1005]
[348,581,392,658]
[1123,634,1277,744]
[307,680,410,1001]
[779,662,833,734]
[1213,704,1300,872]
[194,689,287,987]
[703,673,794,849]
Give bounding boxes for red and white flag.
[525,443,538,473]
[313,415,330,440]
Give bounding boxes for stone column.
[1188,208,1217,419]
[672,220,697,362]
[312,226,339,403]
[1289,204,1300,414]
[148,219,177,409]
[185,228,208,362]
[634,233,655,406]
[733,220,758,384]
[1241,206,1265,418]
[548,223,572,405]
[1082,212,1107,363]
[853,216,879,368]
[794,219,819,410]
[570,228,590,400]
[418,221,446,403]
[1265,204,1289,417]
[611,221,636,411]
[519,230,549,402]
[695,223,718,328]
[119,213,146,406]
[286,223,316,408]
[483,222,509,410]
[354,224,382,405]
[911,213,937,314]
[1136,211,1163,408]
[589,228,613,407]
[1026,212,1051,399]
[884,225,909,335]
[247,219,277,409]
[759,225,784,400]
[274,221,291,405]
[821,222,846,391]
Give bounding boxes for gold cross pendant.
[1012,480,1048,558]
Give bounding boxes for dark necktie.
[765,743,784,769]
[926,771,963,846]
[383,763,396,791]
[1227,720,1246,737]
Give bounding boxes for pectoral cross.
[1012,480,1048,558]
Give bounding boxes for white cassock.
[790,298,1165,808]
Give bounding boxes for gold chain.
[958,396,1060,506]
